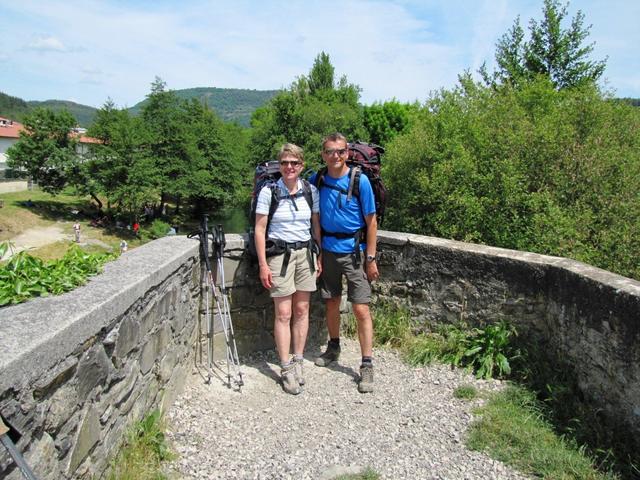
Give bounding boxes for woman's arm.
[311,212,322,276]
[255,214,273,289]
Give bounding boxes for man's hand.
[366,260,379,282]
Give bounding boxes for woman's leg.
[291,290,310,356]
[273,295,293,364]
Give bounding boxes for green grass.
[106,410,174,480]
[454,384,478,400]
[467,386,618,480]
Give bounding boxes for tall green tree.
[140,77,196,214]
[250,52,366,167]
[6,108,78,194]
[363,100,418,147]
[87,100,157,216]
[484,0,607,89]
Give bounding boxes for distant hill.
[128,87,280,127]
[27,99,98,127]
[0,92,30,122]
[1,87,280,128]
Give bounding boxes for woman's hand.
[316,253,323,277]
[259,263,273,289]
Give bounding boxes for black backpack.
[314,141,387,226]
[247,160,313,258]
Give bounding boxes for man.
[311,133,379,393]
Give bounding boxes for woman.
[254,143,321,395]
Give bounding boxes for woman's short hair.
[278,143,304,162]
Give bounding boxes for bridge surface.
[165,338,529,480]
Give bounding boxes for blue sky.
[1,0,638,109]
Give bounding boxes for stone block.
[115,315,140,358]
[33,357,78,400]
[158,350,178,383]
[44,383,78,434]
[77,344,111,400]
[139,339,156,375]
[5,432,58,480]
[67,406,100,475]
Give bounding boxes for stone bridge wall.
[0,231,638,478]
[0,236,201,479]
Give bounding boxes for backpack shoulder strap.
[301,179,313,210]
[314,167,328,189]
[348,166,361,202]
[266,183,279,224]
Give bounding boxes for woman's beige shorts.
[267,248,317,298]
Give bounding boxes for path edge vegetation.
[345,302,639,480]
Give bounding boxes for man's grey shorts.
[320,250,371,304]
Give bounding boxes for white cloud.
[25,35,67,52]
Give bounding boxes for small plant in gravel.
[404,321,518,380]
[0,242,115,306]
[454,384,478,400]
[332,468,381,480]
[107,409,174,480]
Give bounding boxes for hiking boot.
[358,364,374,393]
[294,358,305,386]
[314,343,341,367]
[281,364,301,395]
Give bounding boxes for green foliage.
[250,52,367,168]
[385,77,640,280]
[372,302,413,347]
[467,385,618,479]
[0,242,114,306]
[485,0,607,89]
[6,108,78,194]
[144,219,171,240]
[404,322,517,380]
[363,100,417,146]
[453,384,478,400]
[107,409,173,480]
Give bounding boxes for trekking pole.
[212,224,244,389]
[187,215,215,373]
[0,416,39,480]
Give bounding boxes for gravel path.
[165,339,529,480]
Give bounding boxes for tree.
[6,108,78,194]
[250,52,366,167]
[363,100,418,146]
[485,0,607,89]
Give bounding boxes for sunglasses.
[279,160,303,167]
[323,148,348,156]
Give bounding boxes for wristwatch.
[366,254,376,263]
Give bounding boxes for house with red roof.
[0,116,99,177]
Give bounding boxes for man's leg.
[352,303,373,358]
[315,252,343,367]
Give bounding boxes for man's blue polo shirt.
[310,169,376,254]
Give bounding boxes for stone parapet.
[374,230,640,451]
[0,236,201,479]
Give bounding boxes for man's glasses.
[279,160,302,167]
[323,148,348,156]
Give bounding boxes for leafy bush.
[144,219,171,240]
[384,77,640,280]
[0,242,115,306]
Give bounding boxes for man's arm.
[364,213,379,281]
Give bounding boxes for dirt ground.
[1,224,69,259]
